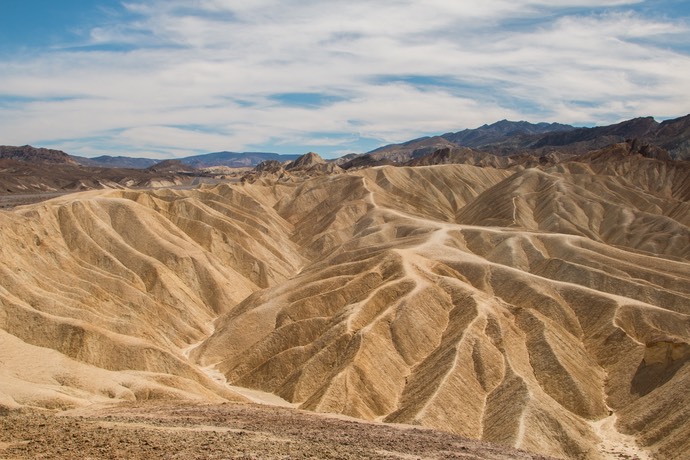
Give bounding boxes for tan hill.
[0,160,688,459]
[286,151,342,176]
[243,152,342,184]
[0,184,308,410]
[287,151,326,169]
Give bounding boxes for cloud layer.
[1,0,689,158]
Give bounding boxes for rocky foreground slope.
[0,154,688,459]
[0,401,552,459]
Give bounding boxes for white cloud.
[0,0,688,157]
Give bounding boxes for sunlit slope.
[457,159,690,259]
[196,164,690,459]
[0,185,305,408]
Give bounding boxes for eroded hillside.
[1,160,688,459]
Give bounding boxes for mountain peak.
[287,152,326,170]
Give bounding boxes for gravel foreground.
[0,402,554,459]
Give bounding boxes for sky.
[1,1,689,159]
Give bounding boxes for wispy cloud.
[0,0,688,158]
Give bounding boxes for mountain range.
[8,114,690,171]
[72,151,302,169]
[366,114,690,162]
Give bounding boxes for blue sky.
[1,1,689,159]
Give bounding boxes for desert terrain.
[0,146,688,459]
[0,401,554,459]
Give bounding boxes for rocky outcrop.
[286,152,326,170]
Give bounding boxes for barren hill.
[0,157,688,459]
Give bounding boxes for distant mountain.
[521,115,690,159]
[367,114,690,161]
[1,145,78,165]
[367,121,574,161]
[653,114,690,160]
[441,120,575,149]
[71,151,302,169]
[73,155,158,169]
[180,151,301,168]
[528,116,658,151]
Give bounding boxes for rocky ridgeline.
[0,145,78,165]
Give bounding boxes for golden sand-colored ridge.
[1,159,688,459]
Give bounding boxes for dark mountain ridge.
[654,114,690,159]
[1,145,77,165]
[441,120,575,148]
[369,114,690,161]
[529,116,658,149]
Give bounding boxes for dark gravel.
[0,402,555,459]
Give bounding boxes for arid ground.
[0,401,558,459]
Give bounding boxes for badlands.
[0,148,689,459]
